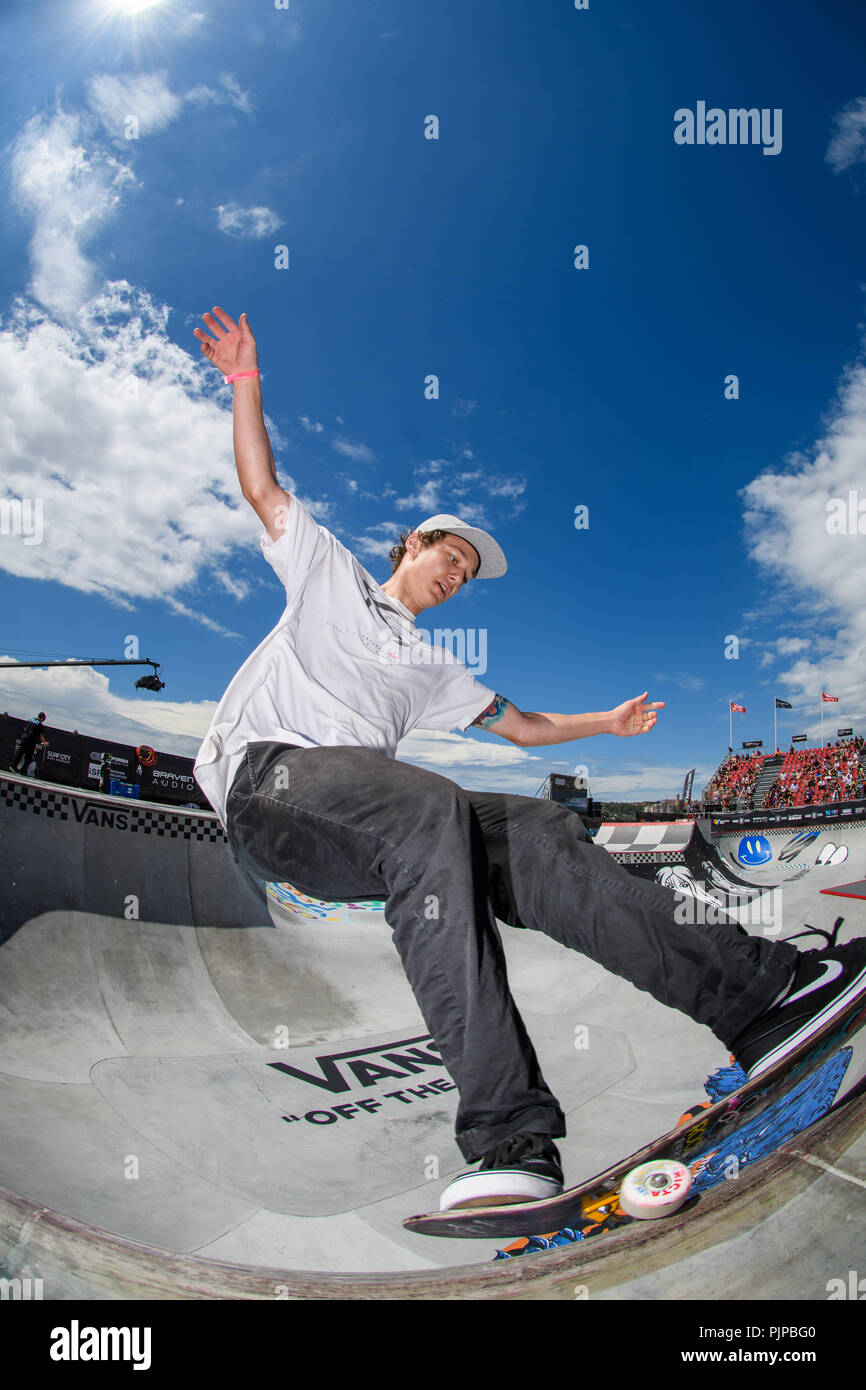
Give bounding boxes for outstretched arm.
[472,692,664,747]
[194,306,292,541]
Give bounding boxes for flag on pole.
[775,698,792,709]
[822,692,839,703]
[730,702,746,713]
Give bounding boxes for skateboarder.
[193,307,866,1211]
[11,712,48,775]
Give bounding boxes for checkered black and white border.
[0,774,227,843]
[593,822,695,850]
[604,849,687,865]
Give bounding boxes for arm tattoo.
[471,693,509,729]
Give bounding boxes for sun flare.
[107,0,164,15]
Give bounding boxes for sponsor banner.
[710,798,866,830]
[88,741,204,806]
[0,717,80,787]
[137,750,202,805]
[742,739,763,749]
[792,734,808,743]
[40,736,78,785]
[682,767,696,801]
[86,737,133,789]
[0,714,208,810]
[838,727,853,737]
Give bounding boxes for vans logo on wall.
[675,103,782,155]
[268,1033,443,1093]
[71,801,129,830]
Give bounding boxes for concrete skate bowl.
[2,775,865,1301]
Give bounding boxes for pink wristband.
[224,369,260,385]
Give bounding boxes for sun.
[79,0,172,57]
[107,0,164,14]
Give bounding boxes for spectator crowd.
[705,740,865,811]
[705,751,766,808]
[763,738,866,809]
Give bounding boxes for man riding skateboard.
[193,306,866,1211]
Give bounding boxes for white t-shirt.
[194,495,496,828]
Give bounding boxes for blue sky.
[1,0,865,803]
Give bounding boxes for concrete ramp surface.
[2,775,865,1299]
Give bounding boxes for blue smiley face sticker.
[737,835,773,866]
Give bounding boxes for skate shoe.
[438,1132,563,1211]
[731,936,866,1079]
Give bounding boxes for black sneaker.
[730,937,866,1079]
[439,1133,564,1211]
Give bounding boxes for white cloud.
[396,726,545,793]
[740,357,866,730]
[0,658,214,759]
[299,416,324,432]
[352,522,406,563]
[185,73,254,116]
[826,95,866,172]
[10,107,137,320]
[590,763,716,800]
[87,71,253,142]
[486,475,526,501]
[395,730,710,802]
[650,672,705,692]
[0,286,295,628]
[216,203,282,239]
[86,72,183,139]
[177,11,207,37]
[4,100,300,627]
[399,726,530,768]
[394,479,442,513]
[391,460,524,521]
[332,438,376,462]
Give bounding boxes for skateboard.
[404,988,866,1239]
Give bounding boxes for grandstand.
[704,737,865,811]
[764,739,865,809]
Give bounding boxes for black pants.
[11,738,37,773]
[226,741,797,1161]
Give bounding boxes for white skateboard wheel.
[619,1160,692,1220]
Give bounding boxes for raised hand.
[194,306,259,378]
[610,692,665,738]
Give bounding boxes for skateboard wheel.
[619,1160,692,1220]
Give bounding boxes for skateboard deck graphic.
[404,989,866,1239]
